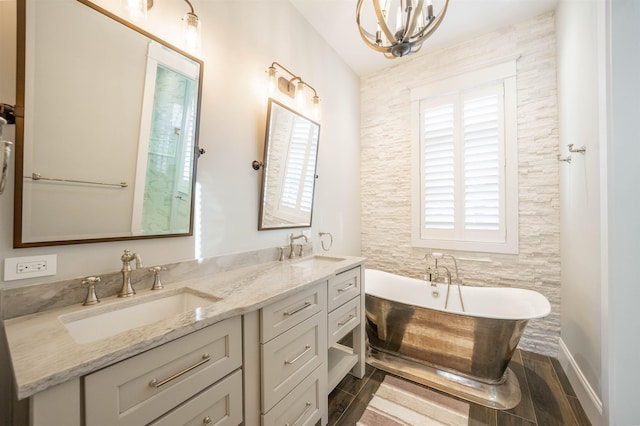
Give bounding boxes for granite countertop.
[4,255,365,400]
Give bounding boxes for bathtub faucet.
[425,261,450,287]
[425,252,465,312]
[426,252,459,283]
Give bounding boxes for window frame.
[410,61,519,254]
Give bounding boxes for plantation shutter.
[463,86,503,233]
[422,99,456,231]
[420,83,505,242]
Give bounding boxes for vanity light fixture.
[356,0,449,58]
[266,62,321,120]
[182,0,201,53]
[121,0,201,53]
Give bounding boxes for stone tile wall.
[360,12,560,355]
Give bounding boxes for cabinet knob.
[202,416,212,425]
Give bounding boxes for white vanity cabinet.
[16,257,367,426]
[327,266,366,392]
[84,316,243,426]
[259,282,328,426]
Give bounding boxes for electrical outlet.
[17,261,48,273]
[4,255,57,281]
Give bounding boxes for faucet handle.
[149,266,166,290]
[81,276,101,306]
[278,246,288,261]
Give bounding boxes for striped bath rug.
[357,376,469,426]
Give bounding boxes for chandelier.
[356,0,449,59]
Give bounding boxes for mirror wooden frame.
[13,0,204,247]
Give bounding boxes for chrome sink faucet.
[118,249,143,297]
[288,233,308,259]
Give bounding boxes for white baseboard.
[557,338,603,426]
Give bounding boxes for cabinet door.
[85,317,242,426]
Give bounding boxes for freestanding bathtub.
[365,268,551,409]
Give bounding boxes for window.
[411,61,518,254]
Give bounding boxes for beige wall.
[360,12,560,355]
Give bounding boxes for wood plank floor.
[328,349,591,425]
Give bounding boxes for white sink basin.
[60,288,221,344]
[291,255,346,269]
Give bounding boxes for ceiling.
[289,0,559,76]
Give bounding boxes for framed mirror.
[258,99,320,230]
[13,0,203,247]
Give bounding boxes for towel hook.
[568,144,586,154]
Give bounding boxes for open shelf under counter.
[328,343,359,392]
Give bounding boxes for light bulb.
[123,0,147,21]
[295,81,306,108]
[267,66,277,98]
[182,12,201,53]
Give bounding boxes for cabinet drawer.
[150,369,243,426]
[262,365,324,426]
[261,282,326,342]
[85,316,242,426]
[261,313,326,412]
[328,267,361,312]
[328,296,361,346]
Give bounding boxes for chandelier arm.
[412,0,449,44]
[402,5,413,40]
[357,26,379,44]
[355,0,380,47]
[356,1,396,53]
[404,0,424,41]
[411,41,424,54]
[372,0,397,45]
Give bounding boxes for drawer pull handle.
[203,416,212,425]
[285,345,311,365]
[337,283,355,292]
[283,301,312,316]
[149,353,211,388]
[338,314,356,326]
[286,401,312,426]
